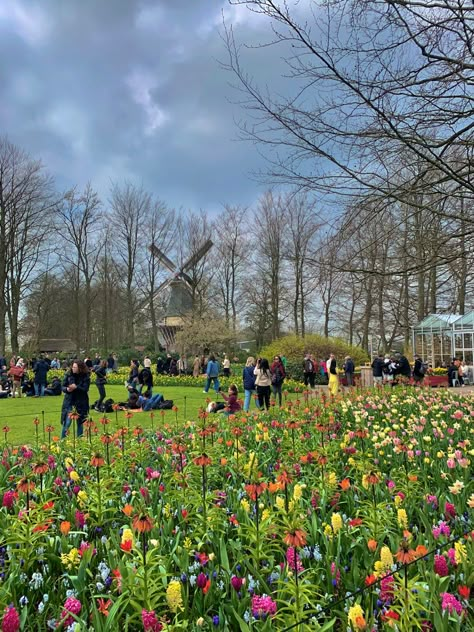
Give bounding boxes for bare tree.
[0,138,55,352]
[224,0,474,273]
[56,184,103,352]
[213,205,248,332]
[254,191,286,339]
[284,193,321,336]
[110,181,151,346]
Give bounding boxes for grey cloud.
[0,0,295,212]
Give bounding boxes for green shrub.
[260,334,369,369]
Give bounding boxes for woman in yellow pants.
[328,354,339,396]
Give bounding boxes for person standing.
[343,355,355,387]
[223,354,231,378]
[203,355,220,394]
[271,355,286,406]
[242,356,256,412]
[328,353,339,396]
[303,354,315,388]
[33,356,49,397]
[254,358,272,410]
[92,359,108,410]
[112,353,119,372]
[177,355,187,376]
[193,355,201,377]
[8,359,25,398]
[60,360,90,438]
[371,353,384,387]
[413,354,426,384]
[106,353,114,374]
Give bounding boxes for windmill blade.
[181,239,213,273]
[149,243,177,274]
[139,276,173,310]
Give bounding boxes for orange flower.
[17,477,35,493]
[268,481,282,494]
[277,470,292,485]
[97,598,112,616]
[408,474,418,482]
[60,520,71,536]
[395,540,416,564]
[91,453,105,467]
[339,478,351,491]
[33,462,49,475]
[132,513,154,533]
[366,471,380,485]
[283,529,307,548]
[220,457,227,466]
[367,539,378,552]
[414,544,428,559]
[365,574,377,586]
[122,504,133,517]
[193,454,212,467]
[245,482,268,501]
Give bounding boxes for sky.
[0,0,284,214]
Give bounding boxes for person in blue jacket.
[242,356,256,412]
[203,354,220,394]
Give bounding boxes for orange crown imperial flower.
[283,528,307,548]
[193,454,212,467]
[132,513,154,533]
[91,454,105,467]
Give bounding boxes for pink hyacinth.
[251,594,277,619]
[60,597,81,627]
[441,592,463,616]
[2,605,20,632]
[447,548,457,566]
[2,491,16,509]
[141,609,163,631]
[434,555,449,577]
[286,547,304,573]
[380,575,395,602]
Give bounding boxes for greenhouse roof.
[453,311,474,328]
[413,313,461,330]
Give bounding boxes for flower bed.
[0,389,472,630]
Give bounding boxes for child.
[219,384,242,416]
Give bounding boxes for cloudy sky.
[0,0,284,213]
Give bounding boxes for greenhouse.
[412,312,474,366]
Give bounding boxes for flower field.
[0,389,472,631]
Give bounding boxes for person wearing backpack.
[413,354,426,384]
[270,355,286,406]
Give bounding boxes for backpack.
[419,363,428,376]
[157,399,173,410]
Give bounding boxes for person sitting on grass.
[45,376,62,396]
[218,383,241,417]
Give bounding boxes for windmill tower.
[149,239,213,349]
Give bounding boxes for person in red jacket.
[8,359,25,398]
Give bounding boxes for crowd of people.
[1,347,472,437]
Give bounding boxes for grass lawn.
[0,384,241,445]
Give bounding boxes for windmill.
[149,238,213,349]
